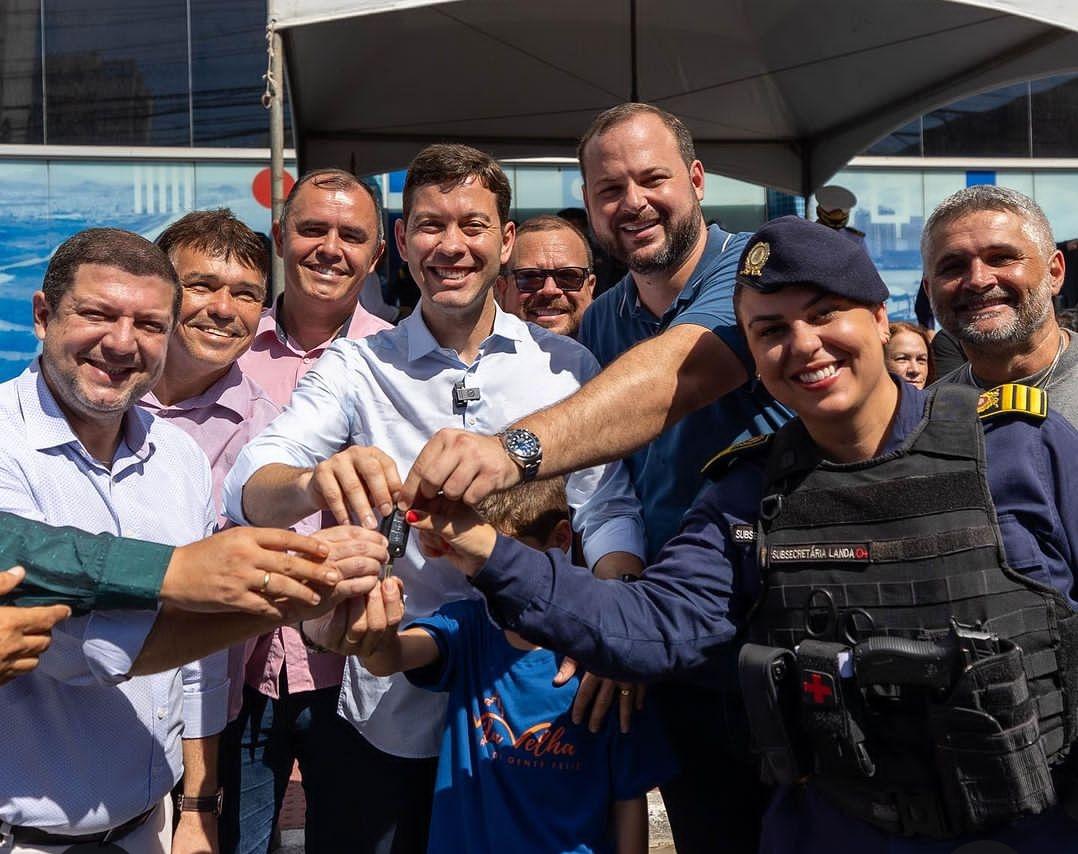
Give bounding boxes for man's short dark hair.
[516,214,594,269]
[155,208,270,283]
[577,103,696,181]
[43,228,181,321]
[476,477,570,545]
[402,144,511,226]
[279,168,384,242]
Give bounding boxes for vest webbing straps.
[746,384,1078,838]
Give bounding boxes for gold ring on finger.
[620,688,631,696]
[260,572,271,594]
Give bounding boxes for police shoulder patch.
[701,434,773,480]
[976,383,1048,422]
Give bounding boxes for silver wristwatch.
[499,428,543,482]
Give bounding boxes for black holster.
[931,639,1056,832]
[738,643,807,785]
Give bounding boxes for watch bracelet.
[176,789,223,815]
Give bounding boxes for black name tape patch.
[731,524,756,544]
[768,543,871,564]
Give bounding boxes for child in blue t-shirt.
[356,478,676,854]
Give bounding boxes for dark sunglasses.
[509,267,591,293]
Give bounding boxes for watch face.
[505,429,540,460]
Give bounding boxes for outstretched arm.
[131,526,388,674]
[400,325,746,507]
[159,527,339,617]
[0,515,340,618]
[240,447,402,530]
[405,487,746,682]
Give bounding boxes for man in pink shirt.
[139,209,281,853]
[233,170,391,854]
[143,210,280,525]
[239,169,391,405]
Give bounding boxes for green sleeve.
[0,512,173,610]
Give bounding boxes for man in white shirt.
[0,228,225,854]
[224,144,646,854]
[0,227,387,854]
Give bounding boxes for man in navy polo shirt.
[573,104,789,560]
[571,101,788,854]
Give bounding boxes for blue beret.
[735,215,889,304]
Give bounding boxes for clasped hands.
[297,438,646,732]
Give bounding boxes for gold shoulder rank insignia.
[701,434,772,479]
[976,383,1048,421]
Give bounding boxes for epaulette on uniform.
[701,434,772,480]
[976,383,1048,422]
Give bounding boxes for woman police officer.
[404,215,1078,853]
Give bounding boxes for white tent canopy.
[269,0,1078,195]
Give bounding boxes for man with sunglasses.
[495,214,595,339]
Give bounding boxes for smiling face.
[581,112,704,276]
[34,263,174,431]
[274,182,384,311]
[506,227,594,337]
[885,329,930,388]
[924,209,1063,348]
[739,285,891,425]
[394,176,514,320]
[167,244,266,378]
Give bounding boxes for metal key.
[379,508,411,578]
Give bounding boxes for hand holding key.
[379,508,411,578]
[305,446,403,529]
[301,575,405,657]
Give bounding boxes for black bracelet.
[297,621,332,654]
[176,789,223,816]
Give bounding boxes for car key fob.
[379,508,410,578]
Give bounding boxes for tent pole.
[800,142,812,219]
[269,24,285,299]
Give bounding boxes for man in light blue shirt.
[0,228,227,853]
[224,144,646,854]
[397,104,790,853]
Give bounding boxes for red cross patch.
[801,670,836,707]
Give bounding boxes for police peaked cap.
[735,215,889,304]
[815,184,857,213]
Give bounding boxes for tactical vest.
[723,384,1078,838]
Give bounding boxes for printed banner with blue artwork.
[0,159,293,382]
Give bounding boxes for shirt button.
[303,356,312,364]
[157,707,167,720]
[468,417,477,426]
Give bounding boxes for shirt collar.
[403,300,524,364]
[883,375,928,455]
[19,359,153,462]
[259,293,360,349]
[670,224,733,313]
[141,362,250,419]
[251,303,279,343]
